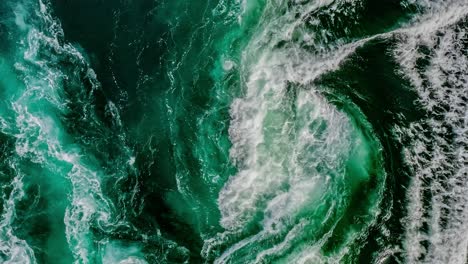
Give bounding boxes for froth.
[208,0,386,262]
[394,1,468,262]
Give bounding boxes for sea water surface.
[0,0,467,263]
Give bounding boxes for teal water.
[0,0,467,263]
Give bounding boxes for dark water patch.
[0,132,15,216]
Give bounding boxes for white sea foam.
[393,0,468,263]
[207,0,385,262]
[2,0,466,262]
[0,167,37,264]
[99,240,148,264]
[0,0,146,263]
[209,0,468,262]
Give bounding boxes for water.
[0,0,466,263]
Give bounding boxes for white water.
[207,0,385,263]
[394,0,468,263]
[0,168,37,264]
[1,0,467,263]
[0,0,147,263]
[208,0,468,263]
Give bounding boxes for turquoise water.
[0,0,467,263]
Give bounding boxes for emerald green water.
[0,0,467,263]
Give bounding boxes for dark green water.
[0,0,467,263]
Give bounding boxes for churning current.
[0,0,467,263]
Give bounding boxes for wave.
[205,0,468,263]
[0,0,167,263]
[394,1,468,263]
[0,0,467,263]
[201,1,388,263]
